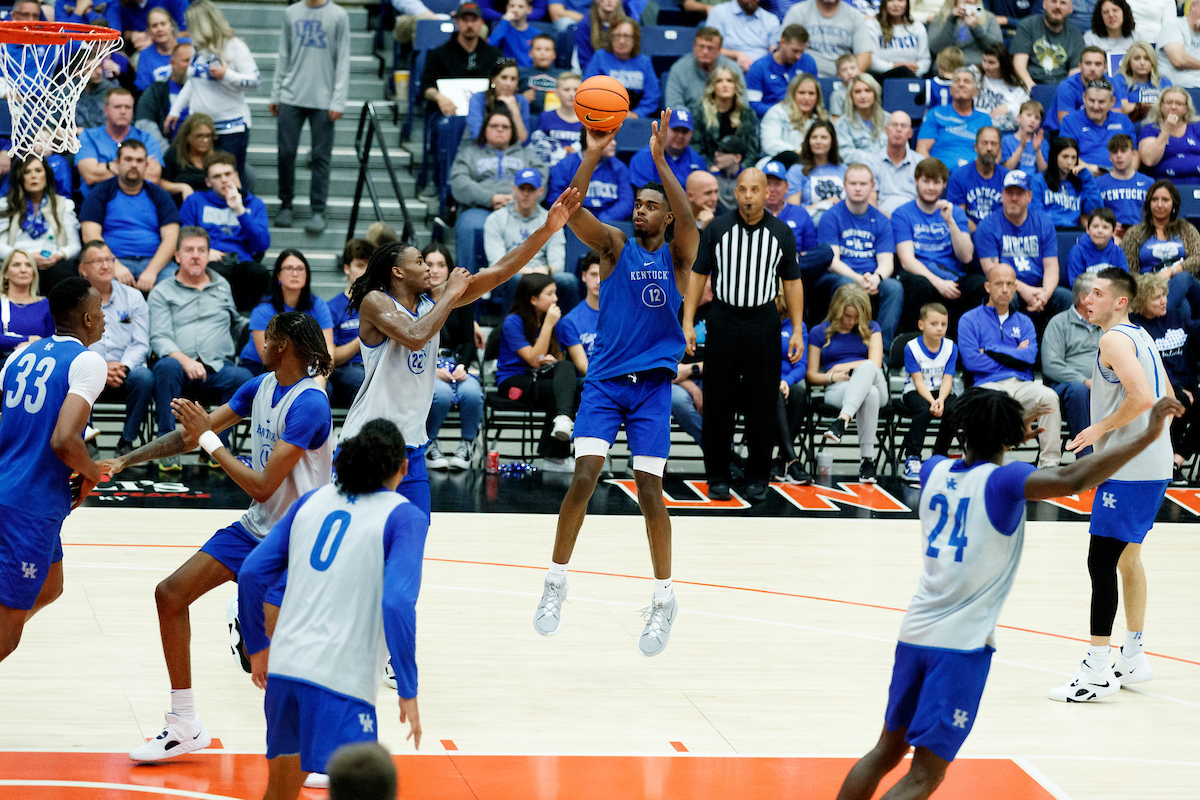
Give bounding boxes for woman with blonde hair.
[0,250,53,359]
[1117,41,1170,120]
[1137,86,1200,179]
[805,283,887,483]
[833,74,886,165]
[760,74,828,168]
[165,0,260,179]
[161,114,217,200]
[690,66,760,163]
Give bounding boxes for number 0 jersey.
[898,456,1036,653]
[0,336,106,520]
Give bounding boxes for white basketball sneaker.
[533,579,568,636]
[1114,649,1154,685]
[638,596,678,657]
[129,713,212,762]
[304,773,330,789]
[1048,661,1121,702]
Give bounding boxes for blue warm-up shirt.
[891,200,971,280]
[817,201,895,275]
[1066,234,1129,286]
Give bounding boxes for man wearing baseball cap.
[421,0,502,118]
[629,108,708,190]
[483,167,580,313]
[711,135,747,211]
[763,160,829,280]
[974,169,1072,325]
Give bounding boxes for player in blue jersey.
[237,419,425,800]
[533,111,698,657]
[102,313,336,763]
[837,387,1181,800]
[0,278,108,663]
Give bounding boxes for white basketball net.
[0,35,122,159]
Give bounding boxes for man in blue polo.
[916,68,992,170]
[974,170,1071,324]
[745,24,817,116]
[628,109,708,189]
[816,163,902,351]
[1059,78,1135,174]
[946,126,1008,233]
[1049,47,1126,128]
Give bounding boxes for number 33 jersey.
[898,456,1037,653]
[0,337,106,520]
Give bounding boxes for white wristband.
[198,430,224,456]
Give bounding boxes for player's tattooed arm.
[101,430,191,474]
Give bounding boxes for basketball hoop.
[0,21,122,160]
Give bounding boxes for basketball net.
[0,32,122,159]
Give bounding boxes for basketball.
[574,75,630,132]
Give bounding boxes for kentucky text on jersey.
[628,268,671,281]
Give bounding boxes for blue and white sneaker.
[902,456,922,484]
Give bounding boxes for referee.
[683,169,806,503]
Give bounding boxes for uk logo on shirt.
[294,20,328,49]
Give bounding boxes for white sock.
[1123,630,1144,656]
[547,563,567,584]
[170,688,196,720]
[653,577,673,602]
[1085,645,1110,672]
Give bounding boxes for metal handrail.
[347,100,415,245]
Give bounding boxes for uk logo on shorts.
[21,562,36,579]
[408,349,427,374]
[1103,492,1117,509]
[953,709,970,728]
[358,713,374,733]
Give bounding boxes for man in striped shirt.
[683,168,805,503]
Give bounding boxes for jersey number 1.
[310,510,351,571]
[3,353,55,414]
[926,494,969,562]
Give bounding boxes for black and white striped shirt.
[692,209,799,308]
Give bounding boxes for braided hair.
[947,387,1027,459]
[266,311,333,377]
[335,419,408,496]
[348,242,415,312]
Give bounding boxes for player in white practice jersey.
[340,188,582,521]
[104,313,335,762]
[837,387,1181,800]
[237,419,424,800]
[1050,267,1175,702]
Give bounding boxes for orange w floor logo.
[606,480,910,512]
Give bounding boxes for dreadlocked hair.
[335,419,408,496]
[947,388,1027,459]
[266,311,333,377]
[349,242,414,312]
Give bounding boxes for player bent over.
[837,388,1181,800]
[0,278,107,663]
[1051,268,1174,701]
[533,112,698,657]
[238,419,424,800]
[103,313,335,762]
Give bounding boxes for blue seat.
[615,116,654,158]
[882,78,925,122]
[818,77,836,111]
[425,0,459,11]
[435,114,469,224]
[641,25,695,75]
[1190,88,1200,113]
[1030,82,1058,118]
[1057,229,1081,280]
[409,19,458,183]
[1178,183,1200,222]
[415,17,455,50]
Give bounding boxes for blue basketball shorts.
[0,503,65,611]
[1090,479,1169,544]
[265,675,379,774]
[199,520,287,604]
[573,374,673,459]
[884,642,994,763]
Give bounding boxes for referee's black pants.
[702,301,781,486]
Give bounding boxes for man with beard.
[946,127,1008,234]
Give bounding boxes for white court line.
[1012,757,1075,800]
[0,781,242,799]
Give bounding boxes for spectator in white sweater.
[759,73,830,167]
[833,74,887,165]
[867,0,930,80]
[166,0,261,180]
[0,157,82,294]
[973,42,1030,131]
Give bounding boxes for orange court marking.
[0,752,1058,800]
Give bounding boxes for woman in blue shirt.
[774,291,811,484]
[135,7,183,91]
[1029,137,1102,229]
[582,19,660,119]
[0,250,53,360]
[804,284,887,483]
[1137,86,1200,180]
[239,250,334,381]
[467,59,531,143]
[496,273,578,472]
[1121,178,1200,319]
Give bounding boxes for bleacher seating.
[882,78,925,123]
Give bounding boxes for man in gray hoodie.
[270,0,351,234]
[483,167,579,312]
[1043,272,1103,453]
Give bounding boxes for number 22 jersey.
[898,456,1036,653]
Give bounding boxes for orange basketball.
[574,75,630,132]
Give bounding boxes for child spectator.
[325,238,374,408]
[1030,136,1101,229]
[1066,207,1129,287]
[582,19,660,119]
[548,129,633,221]
[1095,134,1153,241]
[925,47,963,111]
[1000,99,1049,172]
[575,0,626,72]
[520,34,563,117]
[468,58,532,142]
[530,72,582,166]
[829,53,859,119]
[899,302,959,483]
[489,0,539,66]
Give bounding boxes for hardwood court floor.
[1,509,1198,800]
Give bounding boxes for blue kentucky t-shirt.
[817,201,895,274]
[891,200,971,280]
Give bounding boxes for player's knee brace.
[1087,535,1128,637]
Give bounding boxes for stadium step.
[248,166,419,201]
[238,29,377,56]
[244,119,409,151]
[219,2,369,29]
